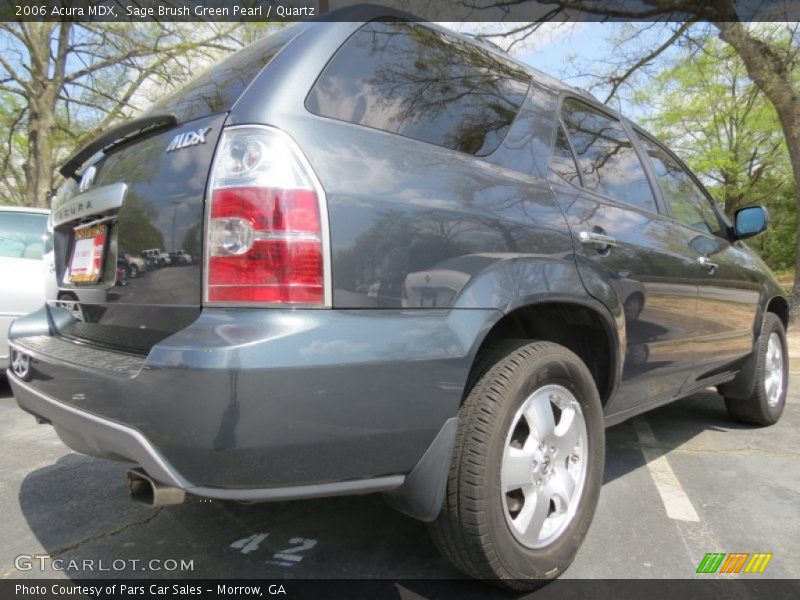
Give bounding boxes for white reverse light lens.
[209,217,255,256]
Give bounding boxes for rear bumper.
[8,305,497,495]
[11,374,405,501]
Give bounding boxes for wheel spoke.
[502,446,534,490]
[769,375,779,397]
[554,406,581,457]
[546,468,576,506]
[524,392,555,440]
[515,488,550,541]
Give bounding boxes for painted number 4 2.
[230,533,318,567]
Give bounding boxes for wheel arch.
[766,295,789,330]
[719,294,789,401]
[469,299,621,407]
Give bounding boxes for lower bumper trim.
[8,372,404,501]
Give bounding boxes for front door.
[634,133,759,385]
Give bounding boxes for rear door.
[634,133,759,384]
[548,98,698,415]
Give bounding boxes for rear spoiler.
[60,112,177,179]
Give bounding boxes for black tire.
[429,340,605,590]
[130,264,139,278]
[117,266,130,286]
[623,292,644,322]
[724,313,788,426]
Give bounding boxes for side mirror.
[734,206,769,240]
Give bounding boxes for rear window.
[306,21,531,156]
[149,25,298,123]
[0,211,48,260]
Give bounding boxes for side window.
[560,99,657,213]
[550,123,581,185]
[306,21,531,156]
[638,136,722,236]
[0,212,48,260]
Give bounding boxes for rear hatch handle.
[60,112,177,179]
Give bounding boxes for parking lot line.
[632,417,700,522]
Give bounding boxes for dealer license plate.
[68,224,107,284]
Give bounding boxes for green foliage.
[635,34,795,270]
[749,185,797,270]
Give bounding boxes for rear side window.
[149,26,297,122]
[0,212,48,260]
[306,21,531,156]
[560,99,657,213]
[638,136,722,236]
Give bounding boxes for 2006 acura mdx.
[7,12,789,589]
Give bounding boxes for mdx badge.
[166,127,212,152]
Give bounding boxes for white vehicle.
[141,248,171,267]
[0,206,49,370]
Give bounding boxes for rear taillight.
[205,126,329,306]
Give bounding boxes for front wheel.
[429,340,605,590]
[724,313,788,426]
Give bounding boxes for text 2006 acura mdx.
[7,13,789,588]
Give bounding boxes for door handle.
[579,231,618,248]
[697,256,718,272]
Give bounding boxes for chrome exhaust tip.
[127,468,185,507]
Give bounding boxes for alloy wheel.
[764,332,785,408]
[501,384,588,549]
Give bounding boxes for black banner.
[4,579,800,600]
[0,0,799,23]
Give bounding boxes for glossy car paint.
[7,15,789,497]
[550,178,700,416]
[11,305,497,487]
[49,113,226,353]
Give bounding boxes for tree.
[631,35,794,268]
[713,21,800,311]
[481,3,800,316]
[0,22,249,208]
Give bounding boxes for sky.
[444,21,692,121]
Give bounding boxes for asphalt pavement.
[1,364,798,588]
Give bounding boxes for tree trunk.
[715,21,800,321]
[787,132,800,317]
[21,23,60,208]
[24,96,56,208]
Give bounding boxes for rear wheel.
[56,292,85,322]
[117,265,130,286]
[724,313,787,426]
[429,340,605,590]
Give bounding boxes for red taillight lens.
[205,127,327,306]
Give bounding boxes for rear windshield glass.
[0,211,48,260]
[149,25,298,123]
[306,21,531,156]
